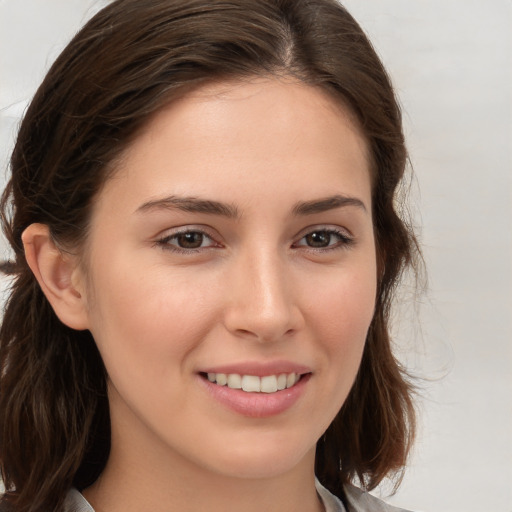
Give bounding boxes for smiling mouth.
[201,372,304,394]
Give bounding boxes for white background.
[1,1,511,511]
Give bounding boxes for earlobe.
[22,223,90,330]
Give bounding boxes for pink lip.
[198,371,312,419]
[200,360,311,377]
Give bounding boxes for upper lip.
[200,360,312,377]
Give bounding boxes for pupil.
[178,232,203,248]
[306,231,330,247]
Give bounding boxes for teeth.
[261,375,278,393]
[227,373,242,389]
[206,372,301,393]
[216,373,227,386]
[242,375,260,392]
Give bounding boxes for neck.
[84,452,324,512]
[83,413,324,512]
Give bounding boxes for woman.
[0,1,419,511]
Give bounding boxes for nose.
[223,248,304,343]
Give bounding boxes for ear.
[22,223,90,330]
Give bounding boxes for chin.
[195,433,317,480]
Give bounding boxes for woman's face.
[79,78,376,480]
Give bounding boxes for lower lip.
[199,374,311,418]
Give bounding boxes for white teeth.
[277,373,287,390]
[206,372,302,393]
[260,375,278,393]
[242,375,261,392]
[216,373,227,386]
[227,373,242,389]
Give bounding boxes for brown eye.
[294,229,353,250]
[175,232,205,248]
[157,229,218,252]
[304,231,332,248]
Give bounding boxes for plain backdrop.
[1,1,511,511]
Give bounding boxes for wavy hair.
[0,1,419,510]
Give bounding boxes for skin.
[25,78,377,512]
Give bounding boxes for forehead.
[144,77,367,153]
[99,78,371,215]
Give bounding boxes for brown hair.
[0,0,419,510]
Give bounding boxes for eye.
[293,228,353,250]
[156,229,219,252]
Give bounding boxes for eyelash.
[293,228,354,252]
[155,228,220,254]
[155,227,354,254]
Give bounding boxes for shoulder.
[0,489,94,512]
[63,488,95,512]
[343,484,413,512]
[316,478,413,512]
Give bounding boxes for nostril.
[233,327,296,343]
[237,329,255,337]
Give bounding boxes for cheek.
[288,265,376,436]
[84,262,220,378]
[307,264,376,371]
[310,262,376,325]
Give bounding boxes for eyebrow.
[136,195,240,219]
[292,195,367,215]
[136,193,366,219]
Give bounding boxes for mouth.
[199,369,311,417]
[200,372,306,394]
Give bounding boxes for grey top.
[62,480,412,512]
[341,484,412,512]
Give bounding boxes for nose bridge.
[224,243,300,341]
